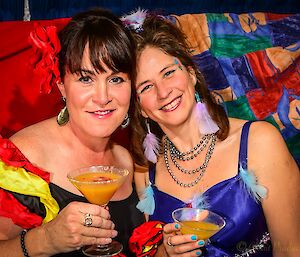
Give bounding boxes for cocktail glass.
[172,208,226,241]
[68,165,129,257]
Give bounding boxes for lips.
[88,109,115,118]
[160,96,182,112]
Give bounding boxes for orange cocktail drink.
[71,172,124,205]
[67,165,129,257]
[180,221,222,240]
[172,208,226,240]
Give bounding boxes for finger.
[176,249,202,257]
[82,214,115,230]
[80,234,114,246]
[80,205,111,220]
[170,234,198,246]
[81,226,118,239]
[163,222,180,234]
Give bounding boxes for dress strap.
[238,121,253,170]
[149,164,156,184]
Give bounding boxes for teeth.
[162,97,181,111]
[94,110,111,115]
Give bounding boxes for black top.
[49,183,145,257]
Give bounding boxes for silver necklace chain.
[168,134,211,161]
[164,134,217,187]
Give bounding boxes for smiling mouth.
[160,96,182,112]
[89,109,115,118]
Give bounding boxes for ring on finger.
[167,236,174,247]
[83,213,93,226]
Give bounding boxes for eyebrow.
[137,63,176,88]
[79,68,122,77]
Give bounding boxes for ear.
[187,66,197,86]
[56,81,66,97]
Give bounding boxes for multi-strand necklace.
[164,133,216,187]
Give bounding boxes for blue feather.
[190,193,210,210]
[239,167,267,202]
[136,184,155,215]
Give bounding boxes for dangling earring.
[121,113,130,129]
[57,96,69,126]
[143,119,160,163]
[195,92,219,134]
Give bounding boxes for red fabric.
[245,50,300,119]
[0,19,69,138]
[29,24,61,94]
[129,221,165,257]
[0,188,43,229]
[0,137,50,181]
[0,137,51,228]
[0,18,130,148]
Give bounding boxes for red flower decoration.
[29,23,61,94]
[129,221,165,257]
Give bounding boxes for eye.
[79,76,93,84]
[163,69,176,78]
[108,76,125,85]
[138,84,153,94]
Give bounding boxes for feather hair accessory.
[120,8,148,32]
[136,184,155,215]
[143,120,160,163]
[195,92,219,134]
[189,193,210,210]
[240,167,267,203]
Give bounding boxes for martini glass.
[172,208,225,241]
[68,165,129,257]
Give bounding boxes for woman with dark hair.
[128,15,299,257]
[0,8,144,257]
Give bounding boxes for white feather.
[195,102,219,134]
[143,131,160,163]
[136,184,155,215]
[240,167,267,203]
[120,8,148,31]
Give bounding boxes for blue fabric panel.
[269,14,300,47]
[193,51,229,91]
[231,56,260,92]
[217,57,246,97]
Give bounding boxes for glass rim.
[67,165,129,185]
[172,207,226,231]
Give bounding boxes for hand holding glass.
[172,208,226,240]
[68,165,129,257]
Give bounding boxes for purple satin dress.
[148,122,272,257]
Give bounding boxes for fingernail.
[198,240,205,246]
[191,235,197,240]
[112,230,118,237]
[196,251,202,256]
[175,223,180,229]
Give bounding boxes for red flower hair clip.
[29,23,61,94]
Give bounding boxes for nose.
[157,83,173,100]
[92,82,112,106]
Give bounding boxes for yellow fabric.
[0,160,59,223]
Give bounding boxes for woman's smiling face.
[136,46,197,130]
[59,46,132,139]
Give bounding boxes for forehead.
[81,46,110,73]
[137,47,174,77]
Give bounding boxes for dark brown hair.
[130,15,229,166]
[58,8,136,122]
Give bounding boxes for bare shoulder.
[111,143,134,172]
[9,118,56,162]
[248,120,299,176]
